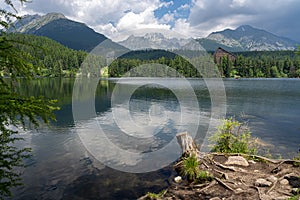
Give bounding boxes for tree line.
[109,50,300,78]
[218,50,300,78]
[2,34,300,78]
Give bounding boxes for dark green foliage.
[108,54,202,78]
[1,1,58,198]
[108,49,300,78]
[4,33,88,77]
[0,35,59,198]
[119,49,176,60]
[218,50,300,78]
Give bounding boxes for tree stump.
[176,132,200,157]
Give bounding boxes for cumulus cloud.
[2,0,300,42]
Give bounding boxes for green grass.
[180,154,200,182]
[180,154,214,183]
[145,189,167,200]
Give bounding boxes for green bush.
[196,170,214,183]
[210,118,256,154]
[180,154,200,182]
[180,154,214,183]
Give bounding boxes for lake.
[10,78,300,199]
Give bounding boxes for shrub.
[210,118,256,154]
[179,154,214,183]
[180,154,200,182]
[196,170,214,183]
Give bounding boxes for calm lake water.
[10,78,300,199]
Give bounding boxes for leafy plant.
[210,118,257,154]
[145,189,167,200]
[196,170,214,183]
[293,153,300,167]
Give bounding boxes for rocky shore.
[139,132,300,200]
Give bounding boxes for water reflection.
[9,78,300,199]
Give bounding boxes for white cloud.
[187,0,300,40]
[159,13,175,24]
[178,4,190,11]
[159,1,174,8]
[2,0,300,41]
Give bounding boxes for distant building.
[213,47,236,65]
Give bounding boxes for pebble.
[248,160,256,164]
[279,179,289,185]
[209,197,221,200]
[255,178,272,187]
[267,175,278,183]
[174,176,182,183]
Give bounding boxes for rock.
[255,178,272,187]
[238,168,247,173]
[267,175,278,183]
[174,176,182,183]
[225,156,249,167]
[248,160,256,164]
[279,179,289,185]
[209,197,221,200]
[254,170,260,173]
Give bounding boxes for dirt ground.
[141,153,300,200]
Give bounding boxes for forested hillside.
[2,34,299,78]
[109,50,300,78]
[218,50,300,78]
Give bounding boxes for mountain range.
[8,13,125,52]
[8,13,299,52]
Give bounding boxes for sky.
[3,0,300,42]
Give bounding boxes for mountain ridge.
[9,13,299,52]
[8,13,126,52]
[205,25,299,51]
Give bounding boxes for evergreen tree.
[0,1,58,198]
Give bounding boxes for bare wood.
[213,160,237,172]
[176,132,200,156]
[199,180,217,192]
[215,177,235,192]
[251,186,262,200]
[193,182,210,188]
[266,179,278,194]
